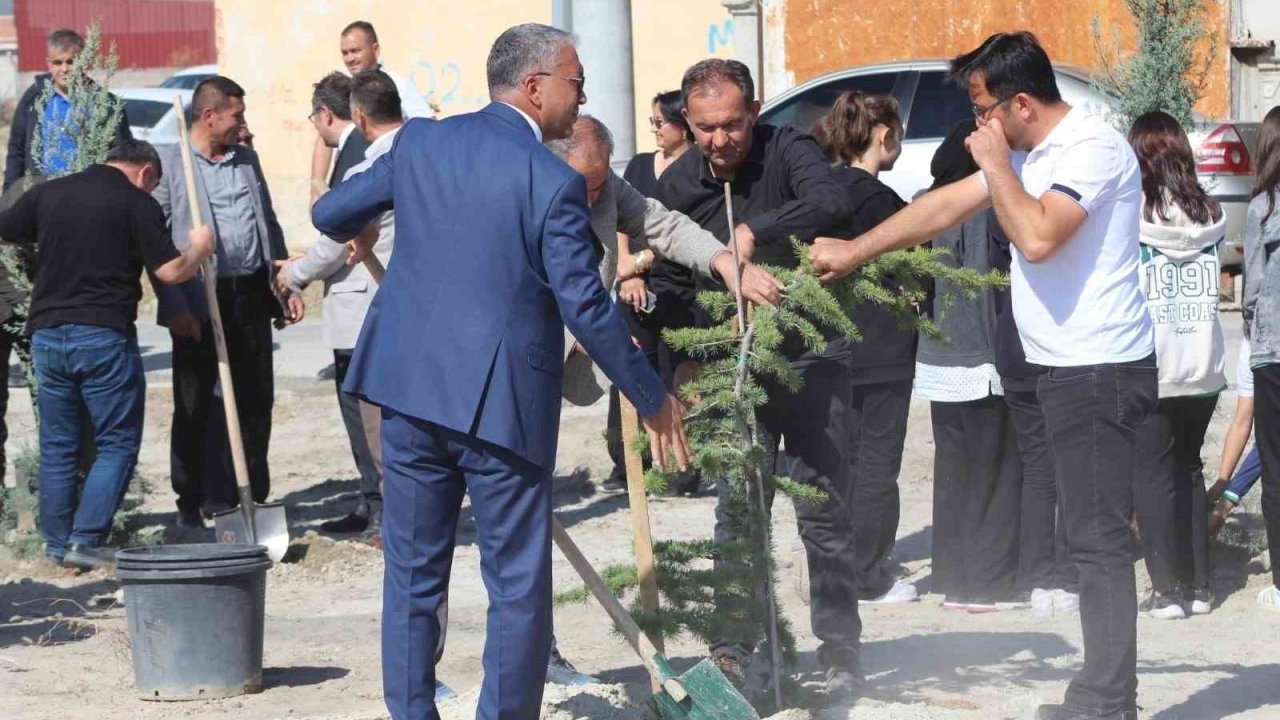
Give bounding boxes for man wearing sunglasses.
[810,31,1153,720]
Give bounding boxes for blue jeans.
[33,324,144,559]
[1225,445,1261,502]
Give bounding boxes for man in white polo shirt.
[809,32,1154,720]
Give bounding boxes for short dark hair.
[107,139,162,180]
[47,29,84,52]
[682,59,755,108]
[350,69,402,124]
[948,31,1062,104]
[342,21,378,44]
[653,90,694,142]
[313,72,353,120]
[193,76,246,116]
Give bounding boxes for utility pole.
[560,0,636,170]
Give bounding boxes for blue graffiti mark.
[410,61,483,110]
[708,19,734,54]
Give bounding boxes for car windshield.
[159,74,210,90]
[124,99,170,129]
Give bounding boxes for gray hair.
[487,23,574,95]
[682,58,755,107]
[546,115,614,161]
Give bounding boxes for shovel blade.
[213,502,289,562]
[667,660,759,720]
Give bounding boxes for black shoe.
[824,663,865,705]
[356,513,382,548]
[62,543,116,571]
[322,510,371,533]
[601,470,627,492]
[176,507,206,530]
[1036,703,1138,720]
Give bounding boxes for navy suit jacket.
[312,103,667,470]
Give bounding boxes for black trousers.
[334,349,381,515]
[713,356,861,668]
[930,396,1022,602]
[0,321,29,485]
[170,276,276,515]
[1133,394,1218,596]
[1249,365,1280,589]
[1005,385,1078,593]
[1038,357,1156,716]
[848,379,912,599]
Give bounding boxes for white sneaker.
[1258,586,1280,612]
[861,579,919,605]
[1053,589,1080,615]
[1031,588,1055,617]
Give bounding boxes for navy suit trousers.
[380,409,553,720]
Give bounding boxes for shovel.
[552,518,759,720]
[173,97,289,562]
[618,394,664,692]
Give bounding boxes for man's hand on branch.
[712,251,783,307]
[809,236,872,284]
[642,393,691,473]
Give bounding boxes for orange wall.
[782,0,1230,119]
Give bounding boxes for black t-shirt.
[623,151,695,301]
[0,164,181,334]
[830,166,916,383]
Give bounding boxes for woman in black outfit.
[604,91,700,492]
[812,92,919,604]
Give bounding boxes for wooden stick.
[551,518,687,703]
[173,96,257,541]
[619,395,663,692]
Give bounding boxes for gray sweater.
[916,209,999,369]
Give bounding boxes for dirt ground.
[1,327,1278,720]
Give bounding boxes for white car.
[114,88,193,147]
[159,64,217,91]
[760,60,1259,269]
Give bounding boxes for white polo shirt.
[993,107,1154,367]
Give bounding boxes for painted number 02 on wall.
[411,62,486,110]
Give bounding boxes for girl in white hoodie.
[1128,111,1228,619]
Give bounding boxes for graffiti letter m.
[708,19,734,54]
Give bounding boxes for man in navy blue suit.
[312,23,693,720]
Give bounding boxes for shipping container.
[16,0,214,71]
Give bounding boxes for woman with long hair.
[1128,110,1227,618]
[1242,104,1280,612]
[812,92,920,605]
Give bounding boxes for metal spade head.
[212,501,289,562]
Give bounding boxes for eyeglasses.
[532,72,586,96]
[649,115,670,130]
[972,96,1013,121]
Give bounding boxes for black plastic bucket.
[116,543,272,701]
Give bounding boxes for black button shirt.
[653,123,853,271]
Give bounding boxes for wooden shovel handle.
[173,97,257,524]
[551,518,687,703]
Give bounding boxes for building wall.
[214,0,731,249]
[765,0,1231,120]
[17,0,214,71]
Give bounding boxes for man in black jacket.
[654,58,862,702]
[4,28,132,190]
